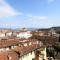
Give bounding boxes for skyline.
[0,0,60,28]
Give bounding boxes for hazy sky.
[0,0,60,28]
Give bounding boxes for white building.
[0,30,13,38]
[0,33,6,38]
[17,31,32,39]
[6,31,13,37]
[17,28,32,39]
[19,51,35,60]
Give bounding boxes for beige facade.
[19,51,35,60]
[17,31,32,39]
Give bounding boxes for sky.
[0,0,60,28]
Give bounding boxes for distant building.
[33,31,46,36]
[0,33,6,38]
[48,29,59,37]
[0,29,13,38]
[38,31,45,36]
[6,31,13,37]
[0,30,6,38]
[17,28,32,39]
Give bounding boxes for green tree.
[52,42,60,55]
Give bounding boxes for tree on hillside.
[52,42,60,55]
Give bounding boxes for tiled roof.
[13,44,40,57]
[0,38,43,60]
[0,50,18,60]
[0,38,37,48]
[0,39,20,48]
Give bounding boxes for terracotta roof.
[0,44,42,60]
[0,50,18,60]
[0,38,37,49]
[0,39,43,60]
[0,39,20,48]
[13,44,40,56]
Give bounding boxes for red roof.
[0,50,18,60]
[13,44,40,56]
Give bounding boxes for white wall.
[6,32,12,37]
[19,51,35,60]
[0,33,5,37]
[17,32,32,39]
[39,48,46,60]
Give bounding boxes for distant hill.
[38,26,60,33]
[27,28,38,31]
[38,28,50,31]
[51,27,60,30]
[0,26,60,32]
[51,27,60,33]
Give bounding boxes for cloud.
[26,14,48,20]
[48,0,55,3]
[0,21,17,27]
[19,18,55,28]
[0,0,22,18]
[0,13,48,28]
[15,15,49,28]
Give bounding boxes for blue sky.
[0,0,60,28]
